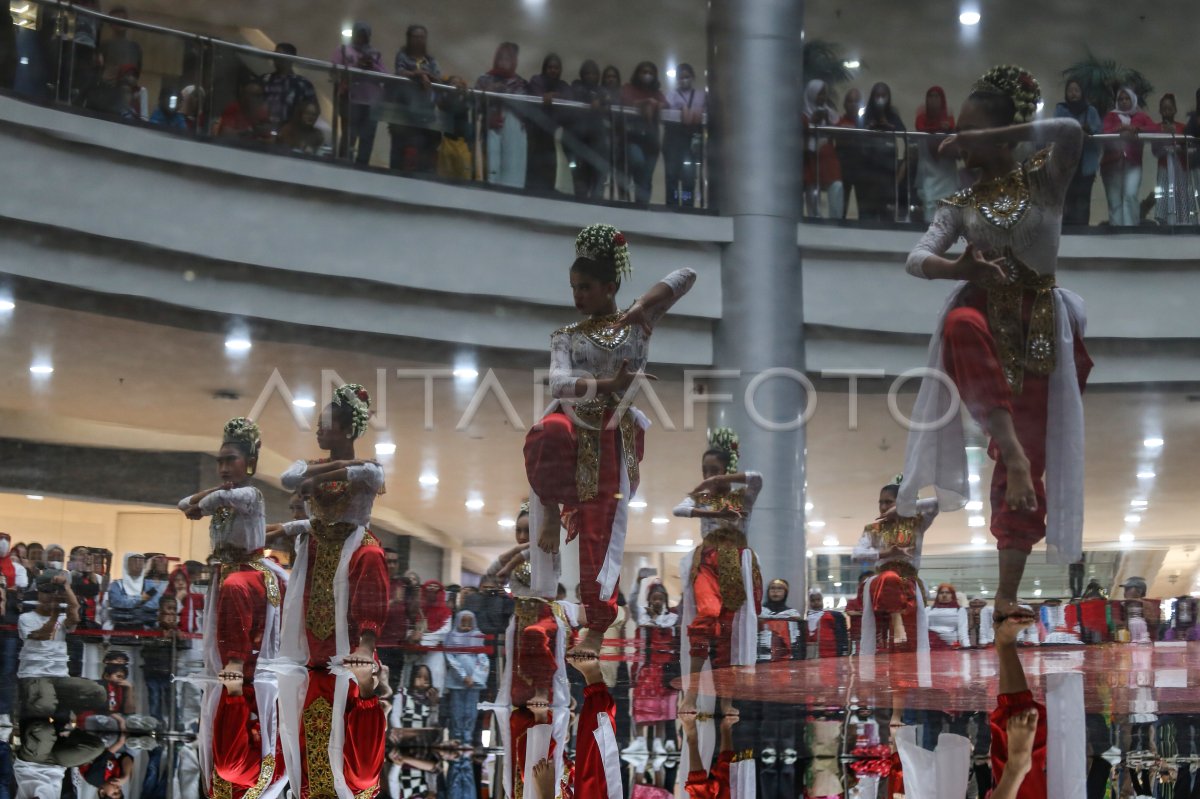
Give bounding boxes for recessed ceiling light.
[1034,580,1041,586]
[374,443,396,456]
[842,60,860,69]
[652,517,669,525]
[1033,589,1042,597]
[453,367,479,379]
[676,538,694,548]
[971,535,987,545]
[806,549,814,558]
[292,398,316,409]
[629,499,648,509]
[959,10,981,25]
[833,582,843,588]
[1137,471,1156,479]
[965,500,983,511]
[980,587,989,594]
[341,27,352,37]
[29,364,54,375]
[807,520,826,530]
[826,574,834,580]
[418,473,439,487]
[1144,437,1164,449]
[224,337,251,351]
[25,494,43,501]
[968,515,985,527]
[1119,531,1135,543]
[498,518,516,528]
[1124,514,1141,524]
[822,535,838,547]
[1130,499,1149,508]
[0,299,14,311]
[465,498,484,511]
[805,502,814,512]
[968,474,981,484]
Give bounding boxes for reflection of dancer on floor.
[899,66,1092,623]
[680,707,736,799]
[631,580,679,756]
[277,384,388,799]
[989,616,1047,799]
[177,417,289,798]
[853,478,938,653]
[676,430,763,716]
[524,223,696,656]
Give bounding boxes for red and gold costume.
[685,750,733,799]
[276,458,388,799]
[853,499,938,655]
[684,525,763,671]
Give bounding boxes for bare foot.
[994,614,1037,647]
[531,757,555,799]
[568,628,604,659]
[993,597,1037,625]
[720,708,740,732]
[217,665,244,697]
[1005,456,1037,514]
[538,503,561,554]
[677,691,698,717]
[1004,707,1038,777]
[344,655,378,696]
[890,612,908,645]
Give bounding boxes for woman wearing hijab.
[1100,87,1156,226]
[801,79,844,218]
[1054,78,1103,224]
[107,552,156,629]
[1152,93,1197,225]
[915,86,960,221]
[758,578,802,662]
[926,583,970,649]
[859,81,906,221]
[475,42,529,188]
[525,53,572,192]
[621,61,669,204]
[443,610,489,744]
[418,580,453,691]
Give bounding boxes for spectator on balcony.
[277,99,326,154]
[142,553,169,609]
[1101,87,1156,226]
[1152,93,1196,225]
[858,81,906,222]
[149,86,189,131]
[443,610,488,744]
[98,6,141,79]
[214,77,272,143]
[390,24,443,175]
[56,0,100,105]
[476,41,529,188]
[68,547,103,676]
[801,78,844,219]
[179,84,206,134]
[837,87,864,218]
[261,42,316,134]
[526,53,572,193]
[664,62,706,208]
[380,548,411,693]
[622,61,668,204]
[914,86,958,221]
[419,580,453,691]
[436,75,475,181]
[333,21,387,165]
[25,542,45,582]
[1055,78,1103,225]
[167,565,204,724]
[107,552,157,630]
[566,60,610,199]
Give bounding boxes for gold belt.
[303,697,336,798]
[877,560,919,582]
[306,520,357,641]
[985,252,1057,395]
[689,526,758,614]
[570,395,639,502]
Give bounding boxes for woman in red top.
[1100,87,1157,226]
[915,86,959,221]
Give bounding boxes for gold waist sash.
[984,253,1058,395]
[306,520,358,641]
[570,395,640,502]
[689,526,759,614]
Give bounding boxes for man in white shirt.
[19,570,79,679]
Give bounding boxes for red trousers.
[524,410,644,632]
[685,750,732,799]
[988,690,1048,799]
[688,549,739,670]
[217,568,273,677]
[943,288,1092,552]
[868,571,919,653]
[213,686,270,795]
[512,609,558,708]
[297,671,385,799]
[574,683,617,798]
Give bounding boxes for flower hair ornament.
[708,427,740,473]
[518,500,530,516]
[974,64,1041,123]
[333,383,372,439]
[222,417,261,474]
[575,224,632,282]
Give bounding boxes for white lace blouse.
[280,461,384,527]
[673,471,763,538]
[548,268,697,400]
[906,118,1083,279]
[177,486,265,554]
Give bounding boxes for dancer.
[853,478,939,653]
[631,580,680,756]
[758,578,802,662]
[276,384,388,799]
[676,429,763,715]
[525,223,696,655]
[177,417,289,799]
[680,708,737,799]
[898,65,1092,623]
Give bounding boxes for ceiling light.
[224,337,251,351]
[0,299,14,311]
[1119,531,1135,543]
[968,515,985,527]
[629,499,648,509]
[833,582,843,588]
[805,502,814,512]
[652,517,669,525]
[965,500,983,511]
[971,535,987,545]
[1124,514,1141,524]
[807,520,826,530]
[1143,437,1164,449]
[822,535,838,547]
[1137,471,1156,479]
[1033,589,1042,597]
[959,10,981,25]
[465,498,484,511]
[968,474,981,484]
[827,574,834,580]
[29,364,54,375]
[418,473,439,487]
[453,367,478,379]
[498,518,516,528]
[1130,499,1149,508]
[842,60,860,69]
[292,398,316,409]
[341,27,352,37]
[676,538,694,548]
[1034,580,1041,586]
[980,587,989,594]
[806,549,814,558]
[374,443,396,456]
[26,494,43,501]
